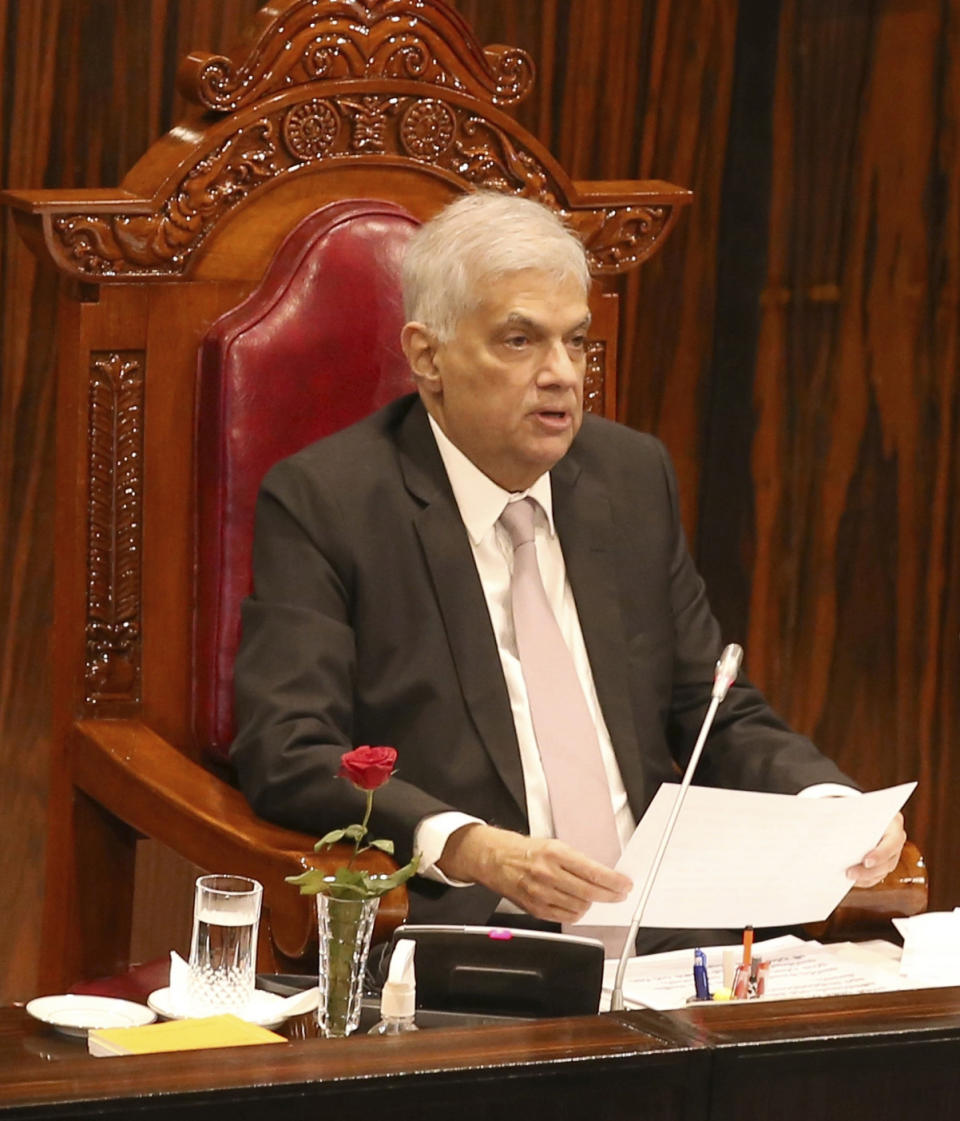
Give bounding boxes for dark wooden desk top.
[664,987,960,1121]
[667,983,960,1044]
[6,989,960,1120]
[0,1004,703,1120]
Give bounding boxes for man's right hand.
[436,823,631,923]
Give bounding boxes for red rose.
[338,745,397,790]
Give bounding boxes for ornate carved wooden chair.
[2,0,703,991]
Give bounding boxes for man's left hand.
[845,812,906,887]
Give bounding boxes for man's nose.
[538,339,581,385]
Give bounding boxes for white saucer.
[146,987,293,1029]
[25,994,156,1037]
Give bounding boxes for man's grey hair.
[402,192,591,341]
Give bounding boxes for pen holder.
[691,943,769,1004]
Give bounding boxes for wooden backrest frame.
[5,0,691,758]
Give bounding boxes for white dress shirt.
[414,417,636,885]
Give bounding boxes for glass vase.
[316,893,379,1037]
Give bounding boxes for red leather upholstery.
[195,200,419,758]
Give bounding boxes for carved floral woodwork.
[49,91,680,282]
[53,121,282,275]
[584,341,608,415]
[85,352,144,706]
[175,0,536,112]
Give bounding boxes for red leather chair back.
[195,199,419,758]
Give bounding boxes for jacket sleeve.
[230,457,461,860]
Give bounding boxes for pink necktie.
[499,498,621,868]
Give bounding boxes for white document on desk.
[578,781,915,930]
[599,935,907,1011]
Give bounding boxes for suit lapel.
[551,452,646,817]
[394,403,527,817]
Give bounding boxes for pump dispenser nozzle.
[369,938,419,1034]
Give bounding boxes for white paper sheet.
[600,936,908,1011]
[579,781,915,929]
[893,910,960,986]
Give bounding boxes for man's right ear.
[401,322,442,396]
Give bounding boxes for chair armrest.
[69,719,407,959]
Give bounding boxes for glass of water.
[186,874,263,1017]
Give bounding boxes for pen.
[748,955,761,997]
[741,925,754,968]
[693,948,711,1001]
[732,926,753,999]
[756,959,770,997]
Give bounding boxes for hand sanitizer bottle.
[368,938,419,1034]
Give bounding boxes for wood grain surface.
[1,0,956,1003]
[5,990,960,1119]
[0,0,263,1003]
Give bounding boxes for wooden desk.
[0,1006,706,1120]
[668,987,960,1120]
[5,989,960,1120]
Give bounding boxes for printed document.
[579,782,915,929]
[599,935,906,1011]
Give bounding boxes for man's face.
[413,269,591,492]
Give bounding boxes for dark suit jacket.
[231,394,856,924]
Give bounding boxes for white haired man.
[232,192,905,948]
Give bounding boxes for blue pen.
[693,947,711,1000]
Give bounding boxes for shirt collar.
[428,415,555,545]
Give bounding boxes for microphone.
[711,642,743,702]
[609,643,743,1011]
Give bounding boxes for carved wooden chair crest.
[1,0,919,990]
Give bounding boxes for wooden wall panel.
[1,0,957,1002]
[0,0,260,1005]
[699,0,959,908]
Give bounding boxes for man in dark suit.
[231,192,905,935]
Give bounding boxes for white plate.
[146,987,293,1029]
[25,994,156,1037]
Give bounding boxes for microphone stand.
[609,644,743,1012]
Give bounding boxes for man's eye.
[568,334,587,350]
[504,335,529,348]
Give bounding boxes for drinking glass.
[186,874,263,1016]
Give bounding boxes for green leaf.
[284,869,329,895]
[332,866,365,886]
[286,851,421,900]
[325,881,369,900]
[314,828,347,850]
[324,867,373,900]
[368,837,395,855]
[342,823,367,842]
[361,854,420,895]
